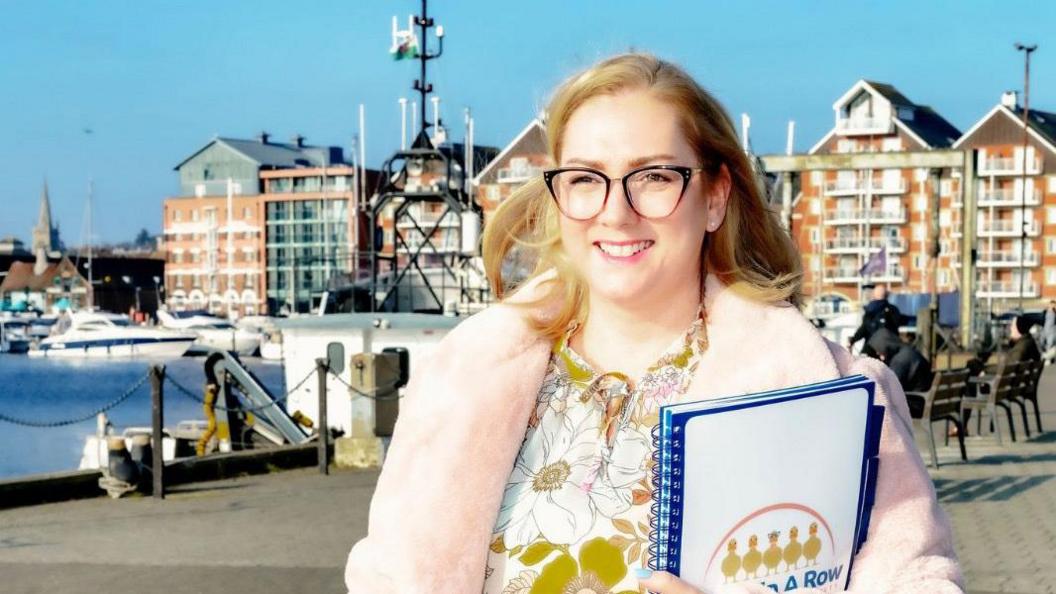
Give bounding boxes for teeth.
[597,241,652,257]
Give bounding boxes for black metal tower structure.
[367,0,489,313]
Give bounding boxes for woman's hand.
[635,569,705,593]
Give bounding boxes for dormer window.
[846,92,873,120]
[897,106,915,121]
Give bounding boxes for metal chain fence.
[326,368,404,401]
[0,372,151,428]
[164,369,317,413]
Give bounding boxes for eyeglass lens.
[550,168,686,219]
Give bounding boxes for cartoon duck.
[783,525,803,571]
[804,522,822,566]
[742,534,763,579]
[763,531,782,575]
[721,538,742,583]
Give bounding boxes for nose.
[595,180,638,226]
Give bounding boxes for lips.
[594,240,654,258]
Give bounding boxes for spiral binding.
[648,423,662,571]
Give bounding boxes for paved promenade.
[1,370,1055,593]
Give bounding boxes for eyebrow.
[563,154,679,170]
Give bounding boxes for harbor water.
[0,355,285,480]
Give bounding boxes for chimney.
[1001,91,1018,109]
[292,134,305,148]
[258,131,270,144]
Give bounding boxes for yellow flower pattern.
[484,307,708,593]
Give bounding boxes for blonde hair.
[482,53,801,341]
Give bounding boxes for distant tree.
[133,228,154,248]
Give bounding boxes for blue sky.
[1,0,1054,244]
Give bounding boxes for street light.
[1014,43,1037,314]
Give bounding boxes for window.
[810,199,820,215]
[1048,268,1056,285]
[940,180,952,197]
[242,207,252,220]
[914,255,925,270]
[173,210,182,222]
[1047,238,1056,254]
[882,137,902,152]
[915,168,928,183]
[915,195,927,213]
[191,210,200,222]
[811,171,823,186]
[809,228,820,245]
[913,224,925,241]
[1048,207,1056,225]
[939,211,951,226]
[938,269,949,286]
[1049,176,1056,193]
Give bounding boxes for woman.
[345,53,962,593]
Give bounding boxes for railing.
[823,177,906,195]
[824,236,907,252]
[977,280,1039,297]
[497,166,544,184]
[809,301,855,317]
[824,264,906,283]
[836,117,892,134]
[976,251,1040,267]
[978,156,1043,175]
[978,187,1042,207]
[824,207,907,225]
[977,219,1040,236]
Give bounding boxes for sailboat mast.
[87,179,94,308]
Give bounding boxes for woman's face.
[557,90,729,308]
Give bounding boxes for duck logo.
[703,503,844,593]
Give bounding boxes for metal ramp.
[202,349,311,446]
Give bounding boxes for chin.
[587,276,653,305]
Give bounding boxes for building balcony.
[824,264,905,284]
[977,219,1040,238]
[977,280,1039,298]
[824,236,907,254]
[977,187,1042,208]
[835,116,894,136]
[823,177,906,196]
[978,155,1043,176]
[976,250,1040,268]
[497,165,544,184]
[824,207,907,225]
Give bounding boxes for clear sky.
[1,0,1054,244]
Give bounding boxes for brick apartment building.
[163,134,378,316]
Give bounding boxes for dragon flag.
[390,15,419,60]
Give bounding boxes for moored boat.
[29,312,196,358]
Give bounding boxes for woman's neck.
[571,279,703,381]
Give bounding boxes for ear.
[706,164,732,232]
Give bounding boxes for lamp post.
[1014,42,1037,314]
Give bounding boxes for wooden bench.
[962,361,1025,446]
[907,368,969,468]
[1011,359,1044,437]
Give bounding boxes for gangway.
[201,349,311,446]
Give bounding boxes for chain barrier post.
[150,364,165,500]
[316,358,329,475]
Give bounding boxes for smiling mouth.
[594,240,654,258]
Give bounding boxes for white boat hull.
[29,337,194,358]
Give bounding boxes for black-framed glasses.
[543,164,705,220]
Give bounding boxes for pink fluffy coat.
[344,276,964,593]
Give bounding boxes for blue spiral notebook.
[649,375,884,593]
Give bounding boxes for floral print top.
[483,308,708,594]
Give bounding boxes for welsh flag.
[391,32,419,60]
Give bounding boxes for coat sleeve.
[343,306,549,594]
[718,344,964,594]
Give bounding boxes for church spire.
[32,178,58,257]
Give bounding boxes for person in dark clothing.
[849,285,902,357]
[866,327,934,418]
[1006,315,1042,364]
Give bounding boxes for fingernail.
[634,568,653,579]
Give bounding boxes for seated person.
[867,327,934,418]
